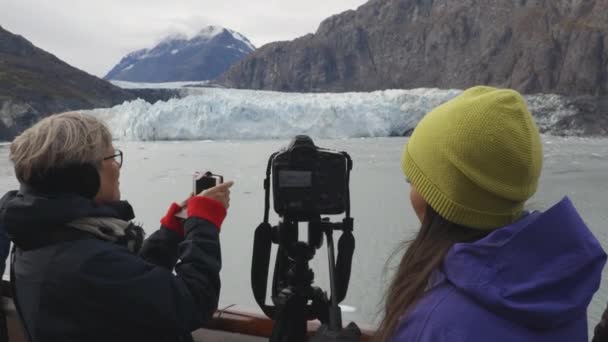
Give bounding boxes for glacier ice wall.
[85,86,579,141]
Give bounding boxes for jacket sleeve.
[78,217,221,334]
[139,197,225,270]
[138,226,183,270]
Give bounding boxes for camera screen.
[278,170,312,188]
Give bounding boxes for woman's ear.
[76,163,102,199]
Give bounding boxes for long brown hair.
[374,206,489,341]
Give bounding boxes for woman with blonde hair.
[375,86,606,342]
[0,112,233,342]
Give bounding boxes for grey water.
[0,136,606,336]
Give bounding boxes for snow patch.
[228,29,255,51]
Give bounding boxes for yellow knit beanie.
[401,86,543,230]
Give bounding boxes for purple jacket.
[393,197,606,342]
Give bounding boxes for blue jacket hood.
[443,197,606,330]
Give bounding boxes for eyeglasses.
[103,149,123,168]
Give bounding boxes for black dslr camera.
[271,135,351,221]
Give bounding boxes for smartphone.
[194,171,224,195]
[175,171,224,219]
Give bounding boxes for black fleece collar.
[0,188,136,250]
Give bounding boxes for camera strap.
[251,153,279,318]
[251,221,274,317]
[332,152,354,303]
[333,226,355,303]
[263,153,278,224]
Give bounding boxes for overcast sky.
[1,0,368,77]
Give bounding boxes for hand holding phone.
[175,171,231,219]
[197,181,233,209]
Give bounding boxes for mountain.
[105,26,255,83]
[219,0,608,96]
[0,26,177,141]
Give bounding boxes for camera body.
[271,135,350,221]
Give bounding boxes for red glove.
[160,202,185,236]
[187,196,227,231]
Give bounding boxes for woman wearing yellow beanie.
[375,86,607,342]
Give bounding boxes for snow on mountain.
[226,29,255,51]
[125,48,148,60]
[104,26,256,82]
[158,32,188,45]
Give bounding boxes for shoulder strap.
[10,245,34,342]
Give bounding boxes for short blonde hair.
[10,112,113,183]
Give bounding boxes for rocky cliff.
[220,0,608,96]
[0,26,178,141]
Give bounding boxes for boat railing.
[0,280,374,341]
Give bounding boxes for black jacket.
[594,304,608,342]
[0,190,221,342]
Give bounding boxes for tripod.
[251,152,355,341]
[252,216,354,342]
[269,220,322,342]
[267,217,354,342]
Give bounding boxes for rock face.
[105,26,255,82]
[526,94,608,136]
[219,0,608,96]
[548,96,608,136]
[0,26,179,141]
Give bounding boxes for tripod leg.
[270,289,308,342]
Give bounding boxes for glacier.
[85,86,579,141]
[110,80,213,89]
